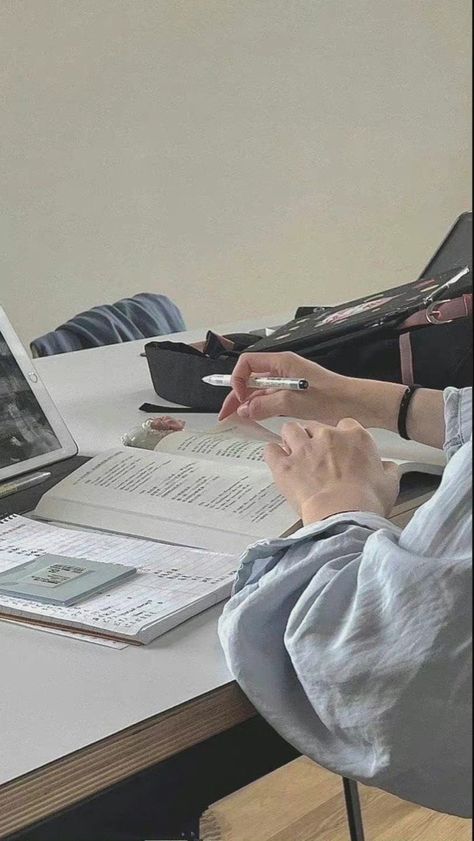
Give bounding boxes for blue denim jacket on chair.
[30,293,185,357]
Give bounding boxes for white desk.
[33,316,287,456]
[0,317,437,838]
[0,317,288,838]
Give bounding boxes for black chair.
[343,777,366,841]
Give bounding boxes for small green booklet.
[0,553,137,606]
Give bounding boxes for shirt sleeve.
[444,387,472,459]
[218,422,472,817]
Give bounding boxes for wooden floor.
[200,756,471,841]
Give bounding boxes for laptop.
[418,211,472,279]
[0,307,88,517]
[249,212,472,355]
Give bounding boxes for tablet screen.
[0,331,62,470]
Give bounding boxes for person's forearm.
[344,378,445,449]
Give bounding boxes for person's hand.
[217,350,446,450]
[264,418,400,525]
[218,352,357,425]
[218,351,415,439]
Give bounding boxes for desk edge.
[0,682,255,839]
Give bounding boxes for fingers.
[219,351,309,420]
[280,421,311,452]
[337,417,365,432]
[229,354,277,402]
[218,391,242,421]
[336,417,378,452]
[236,389,289,420]
[299,419,325,437]
[229,352,298,402]
[219,387,289,422]
[264,441,288,471]
[264,423,311,477]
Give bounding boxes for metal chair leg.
[342,777,366,841]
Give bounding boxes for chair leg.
[342,777,366,841]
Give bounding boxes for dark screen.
[418,212,472,279]
[0,333,61,470]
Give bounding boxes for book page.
[368,428,445,472]
[154,420,279,465]
[0,515,237,642]
[35,448,296,551]
[244,418,445,474]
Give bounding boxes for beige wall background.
[1,0,472,347]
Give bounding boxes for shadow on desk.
[7,717,298,841]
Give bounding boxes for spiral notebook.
[0,515,237,644]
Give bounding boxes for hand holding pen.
[216,352,337,422]
[215,349,413,439]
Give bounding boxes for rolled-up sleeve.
[219,388,472,817]
[444,386,472,459]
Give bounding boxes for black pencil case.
[144,332,256,411]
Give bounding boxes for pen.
[0,471,52,500]
[202,375,309,391]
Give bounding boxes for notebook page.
[0,516,237,642]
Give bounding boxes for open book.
[35,422,296,554]
[34,419,445,556]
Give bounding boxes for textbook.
[34,421,297,554]
[33,419,445,555]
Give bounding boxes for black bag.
[145,340,236,411]
[145,214,473,411]
[145,295,472,412]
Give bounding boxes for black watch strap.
[397,385,420,440]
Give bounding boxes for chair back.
[31,293,185,357]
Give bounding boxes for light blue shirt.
[219,388,472,817]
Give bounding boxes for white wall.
[1,0,471,346]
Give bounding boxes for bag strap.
[400,293,472,329]
[399,293,473,386]
[399,332,415,386]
